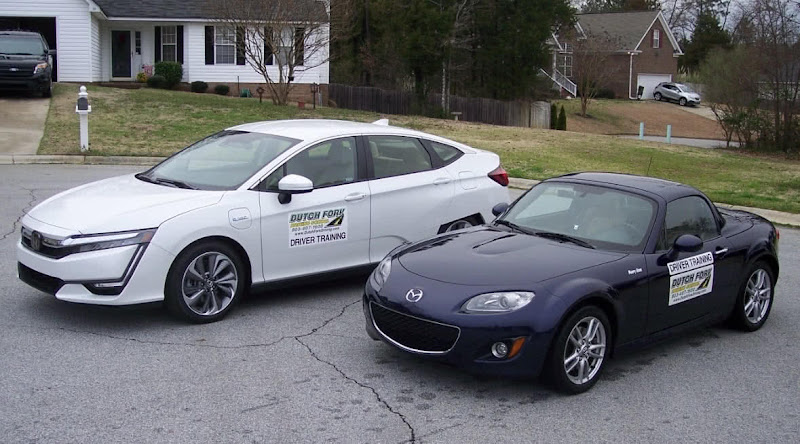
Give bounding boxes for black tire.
[729,261,774,332]
[679,97,687,106]
[164,240,246,323]
[654,92,662,101]
[545,305,611,394]
[42,81,53,98]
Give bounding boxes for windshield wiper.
[153,177,196,189]
[135,173,195,189]
[533,231,595,249]
[494,219,534,235]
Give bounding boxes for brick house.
[546,10,683,100]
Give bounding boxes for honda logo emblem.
[405,288,424,303]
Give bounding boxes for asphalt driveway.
[0,94,49,155]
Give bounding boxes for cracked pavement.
[1,165,799,443]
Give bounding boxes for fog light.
[491,342,509,358]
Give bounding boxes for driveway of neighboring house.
[0,95,49,155]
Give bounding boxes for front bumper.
[363,283,557,378]
[16,235,174,306]
[0,73,50,92]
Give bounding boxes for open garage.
[0,16,57,80]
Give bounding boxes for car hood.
[26,174,225,234]
[397,226,625,286]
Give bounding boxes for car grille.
[21,228,71,259]
[370,302,459,353]
[18,262,64,295]
[0,67,33,78]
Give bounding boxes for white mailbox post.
[75,85,91,152]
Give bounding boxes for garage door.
[637,74,672,100]
[0,17,57,81]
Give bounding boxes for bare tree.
[209,0,333,105]
[570,32,621,117]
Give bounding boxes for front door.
[645,196,735,333]
[257,137,371,281]
[111,31,131,78]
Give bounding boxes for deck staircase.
[540,68,577,97]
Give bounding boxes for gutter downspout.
[628,52,636,99]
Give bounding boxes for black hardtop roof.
[548,172,700,201]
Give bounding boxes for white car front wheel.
[165,241,246,323]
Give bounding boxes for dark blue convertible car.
[363,172,779,393]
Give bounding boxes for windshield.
[499,181,656,252]
[0,35,46,55]
[139,130,299,190]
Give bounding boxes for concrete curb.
[0,154,165,166]
[508,178,800,228]
[2,157,798,228]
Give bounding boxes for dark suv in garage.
[0,30,55,97]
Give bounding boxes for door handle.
[714,248,728,257]
[433,178,451,185]
[344,192,366,202]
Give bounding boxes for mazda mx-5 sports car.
[17,119,510,323]
[363,172,779,393]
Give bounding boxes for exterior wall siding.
[0,0,92,82]
[185,23,329,85]
[90,15,101,81]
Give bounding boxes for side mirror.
[492,202,509,217]
[659,234,703,265]
[277,174,313,204]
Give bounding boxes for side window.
[660,196,719,249]
[429,141,463,165]
[263,137,357,190]
[368,136,432,179]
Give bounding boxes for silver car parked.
[653,82,701,106]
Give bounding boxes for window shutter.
[264,27,273,65]
[294,27,305,66]
[154,26,162,62]
[177,25,184,64]
[236,26,246,65]
[205,26,214,65]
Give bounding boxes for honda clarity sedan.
[17,119,510,322]
[363,172,779,393]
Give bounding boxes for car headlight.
[370,256,392,292]
[61,228,157,253]
[462,291,535,313]
[34,62,48,74]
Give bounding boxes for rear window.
[0,35,46,56]
[429,141,463,165]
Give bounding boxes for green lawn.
[40,83,800,213]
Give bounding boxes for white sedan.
[17,119,510,322]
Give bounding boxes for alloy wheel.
[563,316,607,385]
[744,268,772,324]
[181,251,239,316]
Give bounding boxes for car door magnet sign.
[667,252,714,306]
[289,208,347,248]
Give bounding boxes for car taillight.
[488,165,509,187]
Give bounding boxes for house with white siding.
[0,0,330,100]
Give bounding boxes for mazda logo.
[405,288,423,303]
[31,231,42,251]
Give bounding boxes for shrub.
[153,61,183,89]
[557,106,567,131]
[550,103,557,129]
[595,88,616,99]
[146,75,166,89]
[135,72,148,83]
[190,81,208,93]
[214,84,230,96]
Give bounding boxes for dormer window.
[653,29,661,48]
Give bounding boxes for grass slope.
[40,84,800,213]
